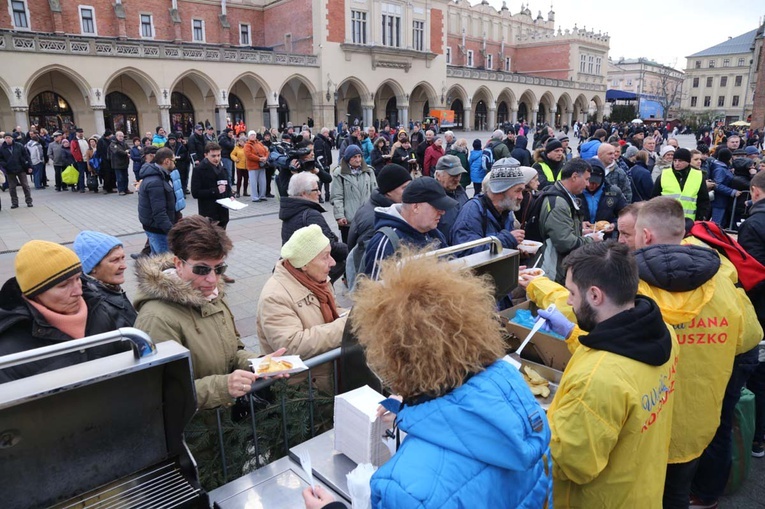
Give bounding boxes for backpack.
[89,150,101,171]
[690,221,765,293]
[524,185,576,242]
[346,226,400,290]
[482,146,495,173]
[268,143,290,171]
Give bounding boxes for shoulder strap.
[378,226,401,253]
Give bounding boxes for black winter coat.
[279,197,347,264]
[81,275,137,331]
[191,158,231,227]
[96,136,112,171]
[138,162,176,234]
[187,133,207,163]
[109,140,130,170]
[218,133,236,159]
[347,190,394,252]
[0,141,31,174]
[314,134,334,169]
[0,277,129,382]
[738,200,765,324]
[166,141,189,171]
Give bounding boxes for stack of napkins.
[334,385,391,466]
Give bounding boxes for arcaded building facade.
[0,0,608,136]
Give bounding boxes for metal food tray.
[518,358,562,411]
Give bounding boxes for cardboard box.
[499,301,572,371]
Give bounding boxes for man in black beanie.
[651,147,710,221]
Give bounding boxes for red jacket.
[70,139,84,162]
[424,144,445,176]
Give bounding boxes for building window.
[695,60,701,69]
[732,95,740,107]
[626,79,633,86]
[412,20,424,51]
[706,77,713,87]
[708,59,715,68]
[595,57,602,75]
[192,19,205,42]
[445,46,451,64]
[612,79,619,86]
[10,0,29,29]
[239,23,250,46]
[692,77,699,88]
[691,96,698,107]
[735,75,743,87]
[486,53,493,69]
[723,58,730,67]
[720,76,727,87]
[588,55,594,74]
[717,96,725,107]
[467,49,474,67]
[381,3,402,48]
[704,96,711,107]
[79,6,96,35]
[738,58,745,66]
[140,14,154,38]
[580,54,586,73]
[351,10,367,45]
[505,56,511,72]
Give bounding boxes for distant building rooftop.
[688,29,758,58]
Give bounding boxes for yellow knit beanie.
[281,225,330,268]
[15,240,82,297]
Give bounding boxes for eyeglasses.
[181,259,228,276]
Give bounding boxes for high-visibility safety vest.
[539,162,561,183]
[660,168,703,220]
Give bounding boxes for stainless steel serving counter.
[208,456,346,509]
[289,431,356,502]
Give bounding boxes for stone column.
[566,110,573,128]
[488,107,497,131]
[268,105,279,129]
[463,107,472,131]
[531,108,539,127]
[362,105,374,130]
[216,106,228,132]
[549,106,557,126]
[159,106,171,133]
[511,107,518,124]
[398,106,409,130]
[12,107,29,132]
[596,105,604,123]
[92,106,106,135]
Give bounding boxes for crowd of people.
[2,115,765,509]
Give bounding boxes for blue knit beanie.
[73,230,123,274]
[343,144,362,163]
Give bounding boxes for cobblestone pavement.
[1,131,762,506]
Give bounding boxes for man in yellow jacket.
[530,241,678,508]
[524,197,762,509]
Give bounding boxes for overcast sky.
[483,0,764,70]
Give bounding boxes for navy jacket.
[437,185,469,240]
[0,141,31,174]
[138,162,176,234]
[450,194,519,256]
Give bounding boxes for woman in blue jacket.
[469,139,486,194]
[351,251,552,509]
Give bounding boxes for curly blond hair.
[351,249,506,399]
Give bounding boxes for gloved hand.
[537,307,575,339]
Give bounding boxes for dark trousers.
[32,162,45,189]
[102,166,115,192]
[8,172,32,206]
[747,359,765,442]
[663,458,700,509]
[691,347,760,501]
[115,168,128,193]
[179,163,190,192]
[266,166,276,196]
[54,165,66,190]
[339,224,350,244]
[473,182,483,195]
[76,161,87,191]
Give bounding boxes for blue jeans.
[711,206,728,226]
[222,158,234,186]
[76,161,87,190]
[145,231,169,255]
[691,347,760,501]
[32,162,45,189]
[115,168,128,193]
[249,169,267,200]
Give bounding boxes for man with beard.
[537,159,601,284]
[533,138,566,190]
[451,158,534,255]
[527,241,678,508]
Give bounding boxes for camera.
[287,147,315,172]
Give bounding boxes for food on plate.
[519,268,544,277]
[257,357,293,374]
[522,365,551,398]
[520,241,538,247]
[594,221,612,232]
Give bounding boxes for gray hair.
[491,129,504,141]
[321,127,329,135]
[288,171,319,197]
[444,130,454,138]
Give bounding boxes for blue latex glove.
[537,308,575,339]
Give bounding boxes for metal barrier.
[212,347,344,483]
[728,191,751,231]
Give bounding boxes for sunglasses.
[181,259,228,276]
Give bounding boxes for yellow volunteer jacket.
[549,298,678,509]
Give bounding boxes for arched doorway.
[518,103,528,123]
[262,95,290,129]
[537,104,546,126]
[103,92,139,137]
[278,77,313,129]
[227,93,245,124]
[497,102,509,125]
[29,91,74,132]
[170,92,195,136]
[422,100,430,121]
[474,100,488,131]
[451,99,464,129]
[385,97,398,127]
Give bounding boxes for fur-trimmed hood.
[132,253,225,310]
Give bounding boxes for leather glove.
[537,308,575,339]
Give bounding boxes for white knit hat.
[281,225,330,268]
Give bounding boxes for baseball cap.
[194,124,204,131]
[402,177,458,211]
[587,158,605,185]
[435,155,467,176]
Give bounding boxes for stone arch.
[102,67,160,103]
[496,88,516,126]
[573,94,589,123]
[539,91,556,125]
[471,86,493,131]
[228,72,270,129]
[278,75,315,129]
[169,70,219,100]
[518,89,537,124]
[590,94,605,121]
[373,80,406,127]
[170,71,219,135]
[0,75,13,131]
[26,66,92,132]
[335,77,368,129]
[25,64,91,105]
[556,92,573,127]
[445,84,468,105]
[103,69,162,138]
[409,81,438,123]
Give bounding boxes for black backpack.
[523,185,576,242]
